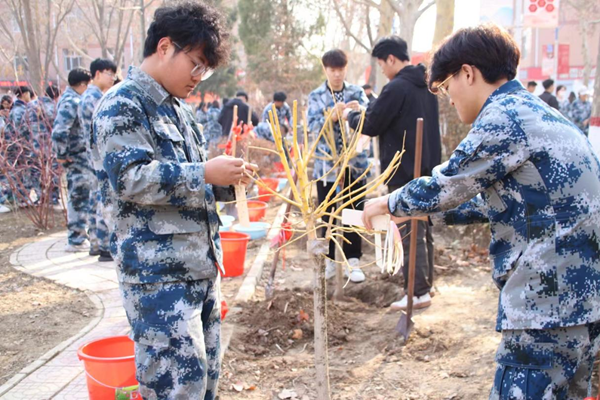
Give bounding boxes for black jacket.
[218,98,259,136]
[539,91,559,110]
[348,64,441,187]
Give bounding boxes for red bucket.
[246,200,268,221]
[77,336,138,400]
[257,178,279,202]
[219,231,250,277]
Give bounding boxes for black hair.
[569,91,576,101]
[273,91,286,102]
[556,85,566,93]
[15,86,32,98]
[321,49,348,68]
[211,100,220,108]
[362,84,372,90]
[222,97,229,106]
[0,95,12,109]
[236,91,248,101]
[90,58,117,78]
[143,1,230,68]
[45,85,60,99]
[68,68,92,86]
[542,79,554,90]
[371,36,410,62]
[527,81,537,88]
[198,101,206,111]
[428,23,520,93]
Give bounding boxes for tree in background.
[195,0,240,100]
[386,0,436,54]
[431,0,470,160]
[588,31,600,152]
[238,0,325,100]
[0,0,75,95]
[68,0,136,65]
[563,0,600,88]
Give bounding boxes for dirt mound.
[235,289,367,355]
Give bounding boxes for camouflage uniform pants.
[490,321,600,399]
[87,170,110,252]
[120,277,221,400]
[65,162,93,245]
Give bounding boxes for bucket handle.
[84,369,140,396]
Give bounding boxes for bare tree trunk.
[139,0,147,63]
[580,19,591,87]
[431,0,469,159]
[308,224,330,400]
[589,32,600,151]
[375,0,394,91]
[22,0,44,95]
[433,0,454,46]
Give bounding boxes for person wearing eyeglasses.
[78,58,118,262]
[91,3,257,399]
[362,23,600,399]
[345,36,441,309]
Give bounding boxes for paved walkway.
[0,200,287,399]
[0,231,128,400]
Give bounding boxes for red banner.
[558,44,570,76]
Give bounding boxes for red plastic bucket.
[219,231,250,277]
[77,336,138,400]
[246,200,268,221]
[257,178,279,202]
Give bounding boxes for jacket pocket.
[148,210,203,235]
[153,121,184,142]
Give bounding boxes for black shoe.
[98,251,114,262]
[89,248,101,256]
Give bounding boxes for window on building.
[63,49,83,72]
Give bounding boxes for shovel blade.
[395,311,414,340]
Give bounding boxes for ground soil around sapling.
[0,210,96,386]
[221,225,505,399]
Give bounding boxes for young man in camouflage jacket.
[92,3,256,399]
[308,49,370,283]
[363,24,600,399]
[52,68,93,251]
[78,58,117,262]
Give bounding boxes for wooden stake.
[230,105,250,227]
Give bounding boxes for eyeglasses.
[102,71,117,81]
[435,70,459,97]
[172,42,214,80]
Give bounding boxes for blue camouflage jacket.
[262,102,292,127]
[26,97,56,149]
[93,66,234,284]
[27,97,56,136]
[307,81,370,182]
[52,87,88,165]
[199,107,222,147]
[568,98,592,135]
[388,80,600,331]
[78,84,103,170]
[7,99,29,140]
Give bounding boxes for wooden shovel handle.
[406,118,424,323]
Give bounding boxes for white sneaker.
[346,258,366,283]
[0,204,11,213]
[65,240,91,253]
[325,258,336,280]
[52,204,64,211]
[390,292,432,311]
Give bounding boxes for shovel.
[396,118,424,341]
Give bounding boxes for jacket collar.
[476,79,524,121]
[127,66,170,105]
